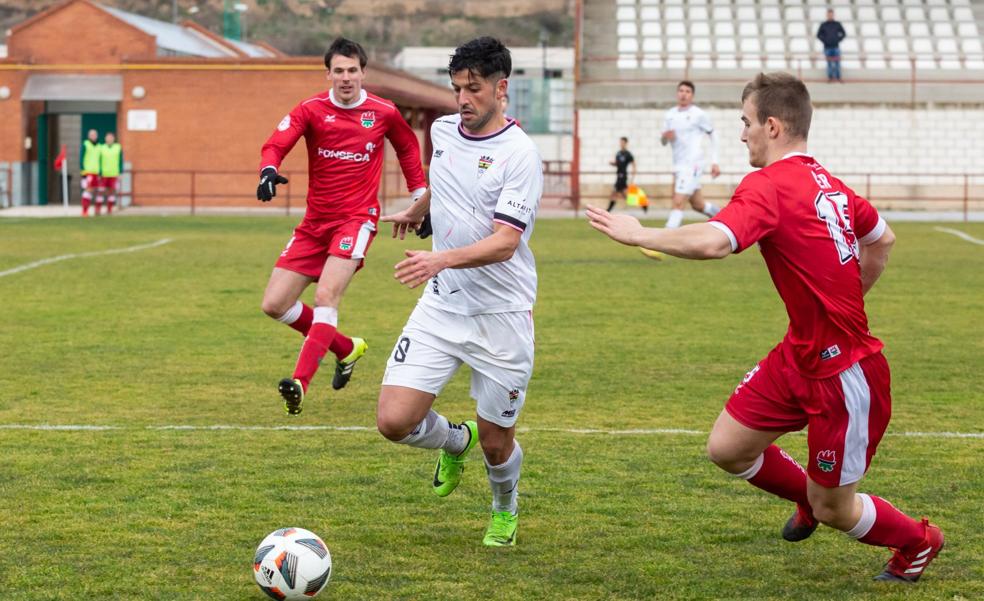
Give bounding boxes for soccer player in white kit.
[661,80,721,229]
[378,37,543,547]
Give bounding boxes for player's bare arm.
[586,205,731,259]
[859,223,895,295]
[661,130,675,144]
[381,189,431,239]
[393,224,522,288]
[711,164,721,178]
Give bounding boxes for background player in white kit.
[378,37,542,547]
[661,80,721,230]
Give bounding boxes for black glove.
[257,167,288,201]
[416,213,432,239]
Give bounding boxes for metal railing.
[576,169,984,221]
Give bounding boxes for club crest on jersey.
[478,155,494,177]
[816,450,837,473]
[339,236,354,251]
[360,111,376,128]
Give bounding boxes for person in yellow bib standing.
[80,129,101,217]
[98,132,123,215]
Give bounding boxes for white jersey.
[422,114,543,316]
[663,104,719,167]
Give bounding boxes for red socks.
[745,445,812,509]
[293,322,336,390]
[856,494,926,550]
[330,332,354,359]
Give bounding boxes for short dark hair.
[620,136,628,143]
[324,37,368,70]
[678,80,695,93]
[741,72,813,140]
[448,37,511,80]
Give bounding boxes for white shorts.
[673,163,704,196]
[382,302,535,427]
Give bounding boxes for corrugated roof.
[98,4,274,58]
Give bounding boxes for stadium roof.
[98,4,277,58]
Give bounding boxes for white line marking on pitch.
[935,227,984,246]
[0,238,173,278]
[0,424,981,439]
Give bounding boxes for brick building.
[0,0,456,209]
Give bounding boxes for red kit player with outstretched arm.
[588,73,943,584]
[257,37,427,415]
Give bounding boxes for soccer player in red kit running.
[257,37,427,415]
[587,72,943,583]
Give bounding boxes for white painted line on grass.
[934,227,984,246]
[0,238,173,278]
[0,424,981,439]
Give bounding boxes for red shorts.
[275,217,378,280]
[726,345,892,488]
[81,174,99,190]
[100,177,119,191]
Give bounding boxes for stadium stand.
[576,0,984,215]
[612,0,982,72]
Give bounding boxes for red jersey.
[710,153,887,378]
[260,89,426,221]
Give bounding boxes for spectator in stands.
[817,9,846,82]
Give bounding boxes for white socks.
[702,202,720,217]
[486,440,523,514]
[396,411,470,455]
[665,209,684,229]
[397,410,451,450]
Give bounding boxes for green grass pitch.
[0,216,981,600]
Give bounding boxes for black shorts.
[614,174,628,193]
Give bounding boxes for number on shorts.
[393,337,410,363]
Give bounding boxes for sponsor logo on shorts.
[339,236,353,251]
[501,409,516,418]
[360,111,376,128]
[820,345,841,361]
[277,114,291,131]
[317,147,371,163]
[433,149,444,158]
[816,450,837,473]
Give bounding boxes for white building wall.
[579,106,984,197]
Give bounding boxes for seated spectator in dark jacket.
[817,9,846,82]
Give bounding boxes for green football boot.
[432,420,478,497]
[483,511,518,547]
[278,377,304,415]
[332,337,368,390]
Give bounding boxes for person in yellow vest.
[97,132,123,215]
[80,129,101,217]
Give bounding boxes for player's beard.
[462,105,496,134]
